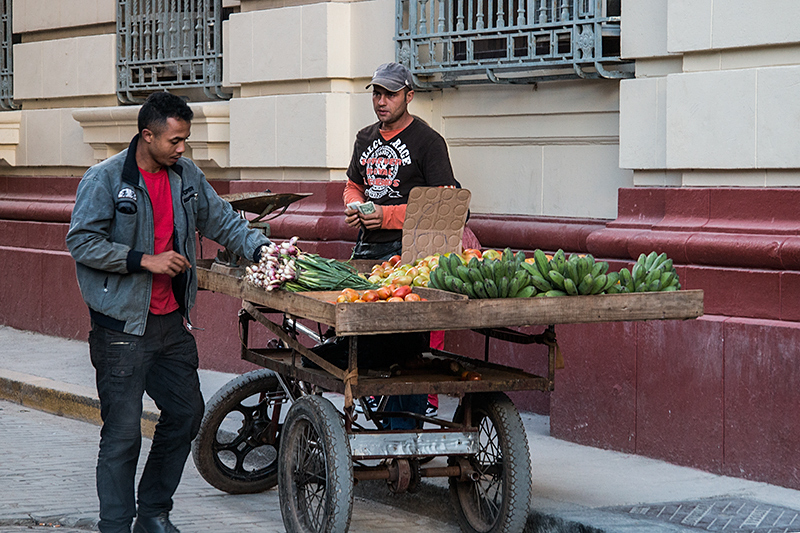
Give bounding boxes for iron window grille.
[396,0,633,87]
[117,0,229,103]
[0,0,15,110]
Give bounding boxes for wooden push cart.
[191,259,703,533]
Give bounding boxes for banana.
[462,280,478,299]
[631,263,645,284]
[513,269,530,287]
[548,270,567,291]
[651,252,668,271]
[590,274,607,295]
[502,247,514,263]
[644,251,659,270]
[473,280,489,298]
[494,261,508,286]
[468,267,484,285]
[544,289,568,297]
[606,285,622,294]
[485,279,499,298]
[529,273,553,292]
[576,257,590,281]
[551,249,566,273]
[499,276,510,298]
[564,277,578,296]
[452,278,467,295]
[635,282,647,293]
[662,284,679,292]
[645,266,664,286]
[565,260,580,285]
[603,272,620,292]
[444,274,459,293]
[578,273,594,295]
[507,276,521,298]
[648,279,662,292]
[637,253,648,267]
[467,256,481,270]
[660,271,675,287]
[515,251,526,263]
[480,260,494,281]
[456,265,472,285]
[619,268,632,286]
[515,285,536,298]
[520,262,539,277]
[534,249,550,278]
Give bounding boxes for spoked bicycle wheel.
[278,395,353,533]
[192,369,288,494]
[449,392,531,533]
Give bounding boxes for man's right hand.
[344,206,362,228]
[140,251,191,277]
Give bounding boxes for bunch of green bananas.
[616,252,680,293]
[428,248,536,298]
[519,249,620,297]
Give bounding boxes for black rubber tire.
[449,392,532,533]
[278,395,354,533]
[192,369,288,494]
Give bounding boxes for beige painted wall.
[6,0,630,218]
[620,0,800,187]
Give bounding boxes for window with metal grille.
[0,0,16,110]
[396,0,632,87]
[117,0,230,104]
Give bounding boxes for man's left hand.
[359,204,383,230]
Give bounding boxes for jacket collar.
[122,133,184,186]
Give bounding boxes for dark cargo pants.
[89,312,204,533]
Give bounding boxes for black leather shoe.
[132,513,180,533]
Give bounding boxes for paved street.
[0,400,459,533]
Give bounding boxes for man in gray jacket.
[67,92,269,533]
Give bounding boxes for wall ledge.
[0,111,22,166]
[71,101,230,168]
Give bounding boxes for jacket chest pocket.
[111,201,139,247]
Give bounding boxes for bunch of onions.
[244,237,299,291]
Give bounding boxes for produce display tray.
[197,259,704,335]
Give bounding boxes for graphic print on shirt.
[359,137,412,201]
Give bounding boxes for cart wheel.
[192,369,288,494]
[279,395,353,533]
[449,392,531,533]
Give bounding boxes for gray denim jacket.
[67,135,269,336]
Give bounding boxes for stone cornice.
[71,101,230,168]
[0,111,22,166]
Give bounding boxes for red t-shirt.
[140,167,179,315]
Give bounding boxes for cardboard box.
[401,187,471,265]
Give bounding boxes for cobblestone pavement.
[0,400,458,533]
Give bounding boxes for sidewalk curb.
[0,369,159,438]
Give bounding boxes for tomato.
[376,286,393,300]
[361,290,380,302]
[385,283,398,294]
[404,293,421,302]
[340,288,360,303]
[392,285,413,299]
[336,294,348,303]
[388,255,402,267]
[387,296,404,302]
[463,248,482,259]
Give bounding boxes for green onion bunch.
[283,254,376,292]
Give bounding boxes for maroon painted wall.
[2,176,800,490]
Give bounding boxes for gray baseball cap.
[366,62,414,92]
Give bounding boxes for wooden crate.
[197,260,704,335]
